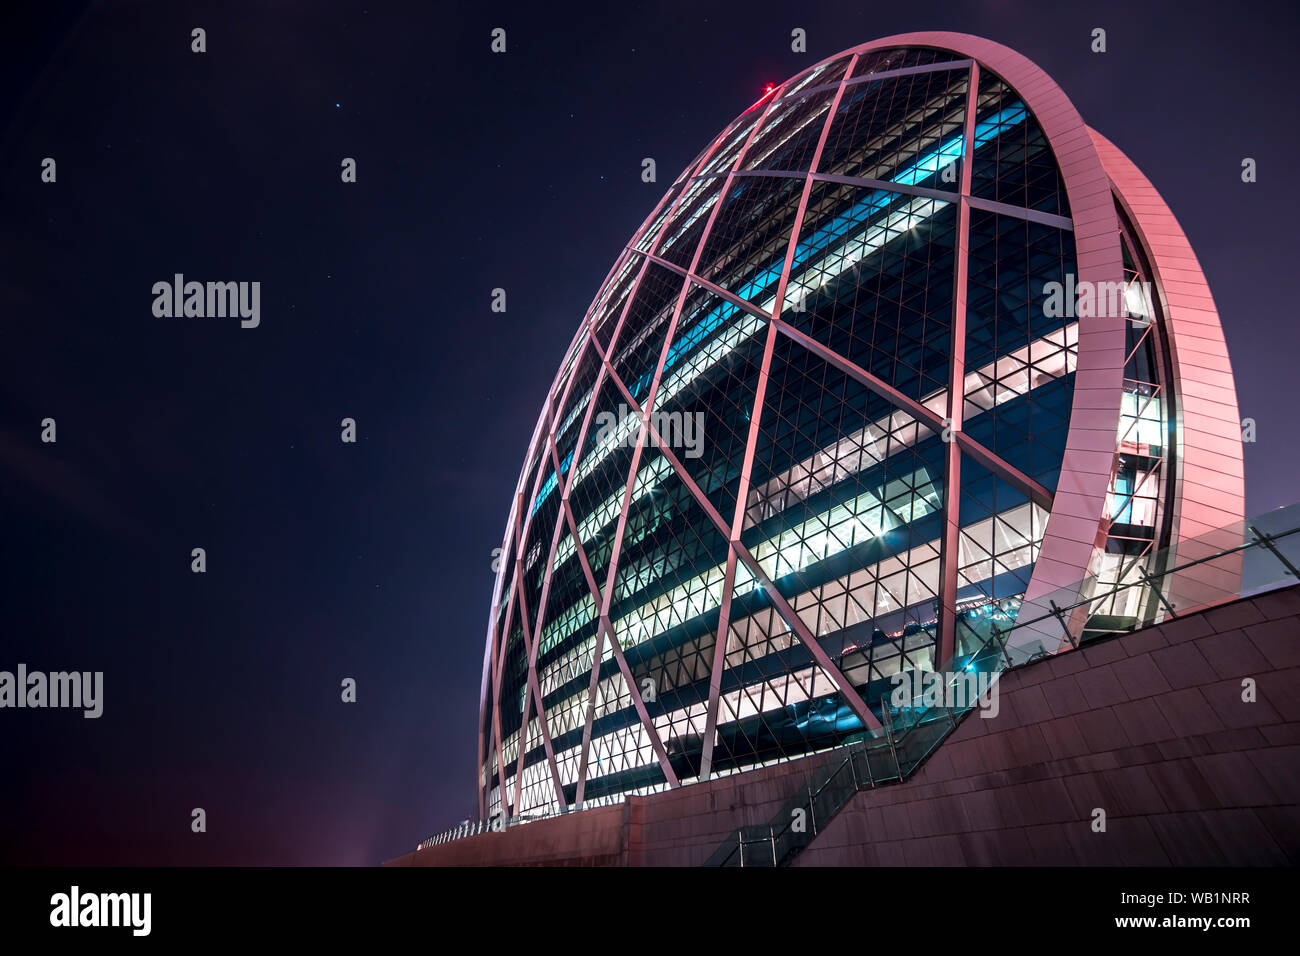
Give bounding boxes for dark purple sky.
[1,0,1295,865]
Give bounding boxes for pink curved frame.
[1088,129,1246,540]
[474,32,1243,817]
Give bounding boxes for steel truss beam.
[475,30,1170,819]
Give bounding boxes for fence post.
[1048,600,1078,648]
[992,623,1014,670]
[1137,566,1177,619]
[883,703,902,778]
[1250,524,1300,579]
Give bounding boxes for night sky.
[1,0,1296,866]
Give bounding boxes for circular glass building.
[477,32,1244,820]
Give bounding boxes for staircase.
[703,613,1023,867]
[702,701,968,866]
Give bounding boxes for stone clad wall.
[389,803,627,867]
[390,586,1300,867]
[796,587,1300,865]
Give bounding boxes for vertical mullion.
[700,53,865,780]
[937,62,981,664]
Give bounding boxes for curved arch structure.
[1088,129,1246,542]
[476,33,1244,819]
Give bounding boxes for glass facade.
[477,41,1234,820]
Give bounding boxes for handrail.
[419,503,1300,857]
[703,502,1300,865]
[995,523,1300,644]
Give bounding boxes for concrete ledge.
[390,586,1300,866]
[796,587,1300,866]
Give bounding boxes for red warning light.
[746,82,778,113]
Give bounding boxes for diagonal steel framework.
[507,113,770,811]
[630,252,1054,515]
[488,54,1044,815]
[569,90,783,806]
[936,61,981,664]
[472,30,1206,819]
[700,51,864,780]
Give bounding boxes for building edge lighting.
[474,32,1245,822]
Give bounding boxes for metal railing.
[417,818,496,850]
[416,810,557,852]
[704,502,1300,866]
[419,503,1300,859]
